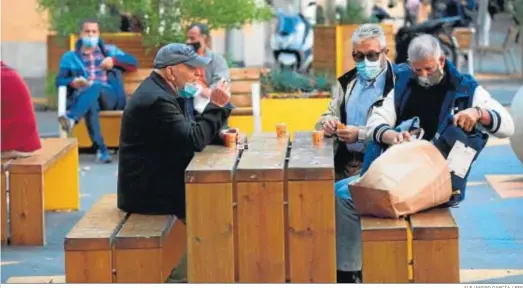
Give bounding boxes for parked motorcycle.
[270,4,315,73]
[395,16,463,65]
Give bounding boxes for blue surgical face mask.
[356,58,383,80]
[82,36,99,48]
[178,82,200,98]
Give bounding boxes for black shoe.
[337,270,362,283]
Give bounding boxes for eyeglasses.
[352,49,386,62]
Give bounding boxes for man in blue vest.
[367,34,513,149]
[315,23,397,283]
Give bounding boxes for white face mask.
[356,58,383,80]
[416,64,444,88]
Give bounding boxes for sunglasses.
[352,49,386,62]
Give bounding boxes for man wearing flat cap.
[117,43,231,220]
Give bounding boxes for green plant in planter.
[337,1,370,25]
[37,0,272,50]
[260,69,334,97]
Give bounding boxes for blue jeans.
[335,175,359,200]
[67,83,118,149]
[334,175,362,272]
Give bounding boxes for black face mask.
[188,41,201,52]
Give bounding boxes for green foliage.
[37,0,273,49]
[337,1,369,25]
[179,0,272,30]
[36,0,121,36]
[260,68,334,96]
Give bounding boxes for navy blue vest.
[361,60,489,206]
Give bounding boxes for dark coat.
[117,71,231,218]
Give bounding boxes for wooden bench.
[185,131,336,283]
[452,27,476,75]
[70,68,264,148]
[64,194,186,283]
[361,208,459,283]
[1,138,80,246]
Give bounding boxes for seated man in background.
[1,61,41,159]
[186,22,230,98]
[315,24,396,283]
[117,44,232,282]
[56,18,137,163]
[186,22,237,137]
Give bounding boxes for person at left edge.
[56,18,137,163]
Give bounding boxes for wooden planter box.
[47,33,159,74]
[313,24,396,77]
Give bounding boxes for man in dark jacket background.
[117,43,231,220]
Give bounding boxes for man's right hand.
[209,80,230,107]
[323,119,339,136]
[71,77,89,89]
[381,130,412,145]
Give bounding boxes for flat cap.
[153,43,211,69]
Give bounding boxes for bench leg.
[362,237,409,282]
[43,142,80,211]
[9,173,45,245]
[412,237,459,283]
[65,250,114,283]
[1,172,7,245]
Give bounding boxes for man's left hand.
[453,108,481,132]
[100,57,115,70]
[336,125,360,144]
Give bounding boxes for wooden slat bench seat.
[65,194,186,283]
[65,194,126,283]
[1,138,79,246]
[114,214,186,283]
[361,207,459,283]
